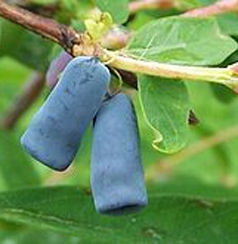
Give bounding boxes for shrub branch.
[1,2,238,89]
[129,0,174,13]
[103,50,238,88]
[184,0,238,17]
[1,72,45,130]
[0,1,80,51]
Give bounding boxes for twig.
[146,124,238,180]
[183,0,238,17]
[1,72,45,130]
[0,1,79,52]
[129,0,174,13]
[103,50,238,88]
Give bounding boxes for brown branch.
[183,0,238,17]
[1,72,45,130]
[0,1,79,52]
[129,0,238,16]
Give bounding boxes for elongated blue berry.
[21,56,110,171]
[46,51,72,88]
[91,93,148,215]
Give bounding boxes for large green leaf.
[199,0,238,36]
[148,175,238,199]
[210,84,237,104]
[0,186,238,243]
[138,75,190,153]
[217,13,238,36]
[95,0,129,24]
[0,20,53,71]
[0,130,41,190]
[126,17,237,66]
[0,228,82,244]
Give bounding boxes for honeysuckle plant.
[1,0,238,243]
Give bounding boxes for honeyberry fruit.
[46,51,72,88]
[91,93,148,215]
[21,56,110,171]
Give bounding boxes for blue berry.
[91,93,148,215]
[46,51,72,88]
[21,56,110,171]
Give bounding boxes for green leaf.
[148,175,238,199]
[176,0,200,10]
[95,0,129,24]
[0,130,41,190]
[217,13,238,36]
[1,186,238,244]
[138,75,190,153]
[0,20,53,71]
[210,84,237,104]
[126,17,237,66]
[0,228,82,244]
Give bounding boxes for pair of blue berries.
[21,56,148,215]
